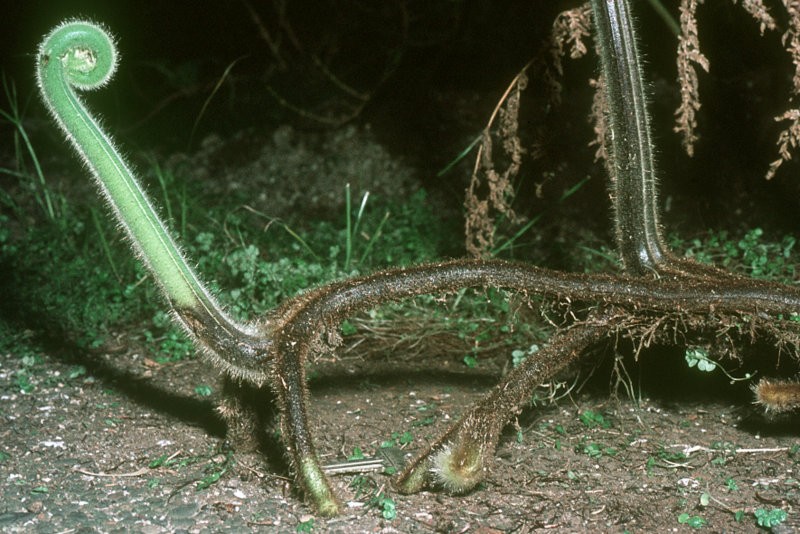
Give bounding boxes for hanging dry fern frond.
[780,0,800,92]
[734,0,778,35]
[551,3,593,73]
[674,0,709,157]
[464,69,528,258]
[759,0,800,179]
[766,109,800,179]
[464,4,594,258]
[588,76,608,162]
[547,3,593,103]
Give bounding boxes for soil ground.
[2,333,800,533]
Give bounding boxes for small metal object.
[321,447,407,476]
[321,458,385,475]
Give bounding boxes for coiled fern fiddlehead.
[36,21,270,381]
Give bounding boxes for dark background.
[2,0,798,241]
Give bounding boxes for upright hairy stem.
[592,0,667,274]
[35,21,264,379]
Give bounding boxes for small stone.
[168,502,200,520]
[27,501,44,514]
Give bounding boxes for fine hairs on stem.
[35,20,270,385]
[592,0,667,273]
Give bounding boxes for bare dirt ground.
[2,336,800,533]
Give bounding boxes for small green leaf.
[685,347,715,372]
[399,431,413,445]
[688,516,706,528]
[697,358,716,372]
[348,446,365,461]
[381,497,397,520]
[68,365,87,379]
[411,416,436,427]
[340,320,357,336]
[296,517,315,532]
[194,384,213,397]
[149,454,168,468]
[677,513,706,528]
[580,410,611,429]
[754,507,787,528]
[583,443,603,457]
[196,470,221,490]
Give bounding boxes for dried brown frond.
[547,3,593,104]
[674,0,710,157]
[550,3,593,76]
[588,77,608,162]
[763,1,800,178]
[465,4,594,258]
[766,108,800,179]
[733,0,778,35]
[780,0,800,92]
[465,69,528,258]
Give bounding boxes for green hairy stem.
[592,0,667,274]
[36,21,201,311]
[35,20,264,380]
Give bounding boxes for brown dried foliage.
[779,0,800,89]
[464,71,526,258]
[674,0,709,157]
[550,3,593,80]
[465,4,593,258]
[679,0,800,178]
[766,109,800,179]
[736,0,777,35]
[589,76,608,162]
[766,0,800,178]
